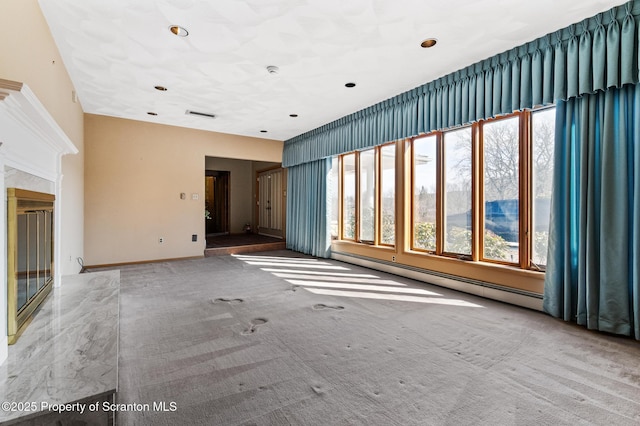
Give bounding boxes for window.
[334,107,554,274]
[380,144,396,246]
[342,153,356,240]
[329,156,339,239]
[359,149,376,242]
[336,145,396,245]
[444,128,472,255]
[412,135,437,251]
[481,116,520,263]
[531,108,555,269]
[407,107,555,271]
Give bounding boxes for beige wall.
[84,114,283,266]
[0,0,85,275]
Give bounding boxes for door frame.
[255,166,286,238]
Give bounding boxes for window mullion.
[473,123,482,261]
[375,147,381,245]
[408,140,415,251]
[341,153,357,241]
[520,111,531,269]
[409,139,415,251]
[338,155,343,239]
[355,152,360,242]
[435,133,444,255]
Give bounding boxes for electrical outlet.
[192,234,197,242]
[159,237,164,243]
[392,256,396,262]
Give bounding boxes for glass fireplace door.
[7,189,55,344]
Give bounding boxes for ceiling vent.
[185,110,216,119]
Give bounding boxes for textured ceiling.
[39,0,626,141]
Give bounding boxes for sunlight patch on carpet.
[306,288,483,307]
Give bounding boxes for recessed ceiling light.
[260,130,268,133]
[345,82,356,88]
[169,25,189,37]
[289,114,298,117]
[147,112,158,116]
[154,85,167,91]
[420,38,437,48]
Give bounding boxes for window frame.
[337,143,397,247]
[405,107,553,272]
[478,113,524,267]
[329,156,340,240]
[441,126,475,259]
[528,105,556,271]
[340,152,357,242]
[358,147,377,244]
[333,107,553,275]
[410,132,440,254]
[377,142,397,248]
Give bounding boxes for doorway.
[256,167,285,238]
[205,171,230,235]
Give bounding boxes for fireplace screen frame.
[7,188,55,344]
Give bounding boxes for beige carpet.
[112,251,640,425]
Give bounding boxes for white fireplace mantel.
[0,78,79,364]
[0,79,78,179]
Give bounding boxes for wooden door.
[257,168,285,238]
[205,171,230,235]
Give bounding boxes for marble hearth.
[0,271,119,424]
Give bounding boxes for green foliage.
[446,226,472,255]
[533,231,549,266]
[381,213,395,245]
[413,222,436,251]
[344,209,356,239]
[351,216,511,262]
[483,230,509,260]
[412,222,508,260]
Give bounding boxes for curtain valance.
[283,1,640,167]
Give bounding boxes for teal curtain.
[285,159,331,258]
[283,1,640,168]
[544,83,640,340]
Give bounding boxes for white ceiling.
[39,0,626,141]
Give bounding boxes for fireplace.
[0,78,78,362]
[6,188,55,344]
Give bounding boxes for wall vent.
[185,110,216,119]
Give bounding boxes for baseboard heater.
[330,251,543,311]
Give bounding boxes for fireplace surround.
[1,78,77,359]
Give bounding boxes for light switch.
[191,193,199,200]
